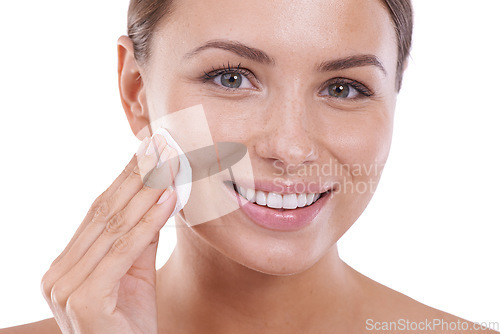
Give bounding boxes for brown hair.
[127,0,413,91]
[380,0,413,91]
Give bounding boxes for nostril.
[305,150,318,162]
[253,131,318,168]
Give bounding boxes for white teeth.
[256,190,267,206]
[237,186,246,198]
[234,184,321,210]
[306,193,315,206]
[267,192,283,208]
[282,194,298,209]
[245,188,256,202]
[297,193,307,208]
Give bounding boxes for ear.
[117,35,151,140]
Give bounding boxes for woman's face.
[139,0,399,275]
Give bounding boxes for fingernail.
[146,134,166,156]
[136,137,151,157]
[157,186,175,205]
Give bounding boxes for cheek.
[323,111,394,170]
[311,110,394,243]
[319,108,394,219]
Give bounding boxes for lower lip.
[223,184,329,232]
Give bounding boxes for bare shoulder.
[0,318,61,334]
[348,265,499,334]
[368,288,499,334]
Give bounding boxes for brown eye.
[328,84,350,98]
[220,72,243,88]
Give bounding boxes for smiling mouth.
[224,181,332,211]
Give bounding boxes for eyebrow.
[317,54,387,76]
[184,39,386,75]
[184,39,275,65]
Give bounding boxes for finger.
[74,137,151,240]
[42,152,140,307]
[42,137,154,300]
[82,188,176,302]
[46,142,178,306]
[51,153,139,265]
[130,231,161,274]
[53,135,174,273]
[53,181,170,300]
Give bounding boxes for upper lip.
[227,178,336,195]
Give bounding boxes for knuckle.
[140,215,155,227]
[49,255,63,268]
[96,200,112,220]
[150,232,160,245]
[93,193,106,209]
[111,235,133,255]
[104,211,126,235]
[50,282,71,307]
[91,192,108,213]
[132,164,142,179]
[66,287,96,321]
[124,160,136,175]
[83,195,105,223]
[40,272,55,301]
[94,197,116,222]
[66,292,83,312]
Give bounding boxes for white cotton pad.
[152,127,192,218]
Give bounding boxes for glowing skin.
[142,0,397,276]
[115,0,484,333]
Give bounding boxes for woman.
[1,0,498,332]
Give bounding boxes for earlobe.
[117,35,151,140]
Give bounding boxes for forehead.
[154,0,397,72]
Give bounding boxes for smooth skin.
[2,0,498,333]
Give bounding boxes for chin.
[239,252,323,277]
[180,172,373,277]
[189,208,338,277]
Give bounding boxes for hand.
[41,133,179,334]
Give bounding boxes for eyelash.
[200,62,373,97]
[321,77,374,98]
[201,62,255,84]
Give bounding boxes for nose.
[254,96,319,172]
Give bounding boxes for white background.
[0,0,499,329]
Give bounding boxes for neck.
[156,220,360,333]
